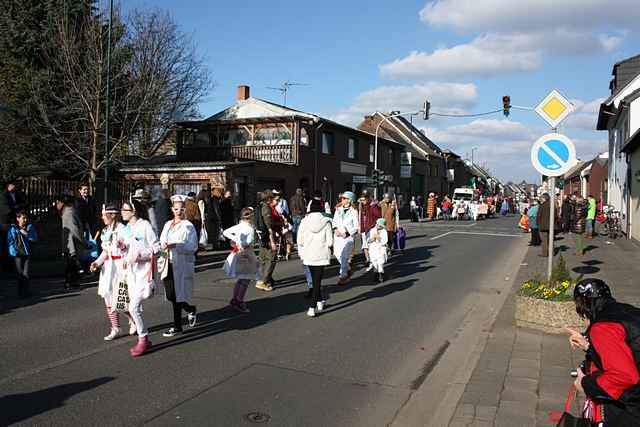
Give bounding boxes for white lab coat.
[222,221,260,280]
[332,206,359,263]
[124,219,159,301]
[94,222,126,300]
[368,227,388,266]
[159,219,198,302]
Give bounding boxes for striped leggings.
[104,297,133,330]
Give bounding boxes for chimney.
[236,85,250,101]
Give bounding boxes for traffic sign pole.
[548,177,555,279]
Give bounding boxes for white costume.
[368,227,388,273]
[332,206,359,278]
[94,223,126,303]
[123,219,159,337]
[222,222,260,280]
[159,219,198,302]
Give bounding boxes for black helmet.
[574,278,612,299]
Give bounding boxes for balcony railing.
[181,143,296,164]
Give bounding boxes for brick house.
[120,85,402,207]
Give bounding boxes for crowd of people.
[518,192,601,257]
[409,192,519,222]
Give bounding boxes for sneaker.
[104,327,121,341]
[316,301,324,312]
[255,281,273,292]
[307,307,316,317]
[162,327,182,337]
[130,336,151,357]
[187,307,197,327]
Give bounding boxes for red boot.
[130,336,151,357]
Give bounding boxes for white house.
[597,54,640,236]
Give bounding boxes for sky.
[124,0,640,183]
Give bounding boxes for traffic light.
[371,169,384,186]
[502,96,511,117]
[423,99,431,120]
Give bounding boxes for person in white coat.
[223,207,260,313]
[90,204,134,341]
[368,218,389,283]
[298,199,334,317]
[120,199,159,357]
[332,191,359,285]
[159,196,198,338]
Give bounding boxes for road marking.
[431,231,523,240]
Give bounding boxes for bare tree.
[30,5,211,185]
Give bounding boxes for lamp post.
[374,110,423,200]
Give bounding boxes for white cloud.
[563,98,606,131]
[329,83,478,126]
[420,0,640,33]
[380,31,620,80]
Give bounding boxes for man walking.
[536,194,551,257]
[75,182,97,235]
[289,188,305,242]
[256,191,280,291]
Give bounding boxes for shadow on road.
[0,377,115,425]
[144,243,438,355]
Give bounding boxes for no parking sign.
[530,133,576,177]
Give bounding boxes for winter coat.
[220,198,235,229]
[93,222,126,299]
[289,194,306,217]
[527,205,539,229]
[297,212,333,266]
[587,198,597,220]
[573,201,587,234]
[359,202,381,234]
[7,223,38,257]
[61,206,86,257]
[537,200,551,232]
[427,197,437,218]
[75,196,97,233]
[124,219,159,301]
[379,201,398,232]
[184,199,201,225]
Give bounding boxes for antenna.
[266,80,309,106]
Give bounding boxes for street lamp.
[104,0,113,203]
[374,110,423,199]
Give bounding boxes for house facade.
[120,85,402,207]
[597,54,640,237]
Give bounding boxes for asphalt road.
[0,216,528,427]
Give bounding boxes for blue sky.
[125,0,640,182]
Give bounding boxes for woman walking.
[223,208,260,313]
[90,204,135,341]
[298,199,333,317]
[332,192,358,285]
[527,200,541,246]
[368,218,389,283]
[159,196,198,337]
[573,195,588,256]
[120,199,158,357]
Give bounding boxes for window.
[348,138,357,159]
[321,132,335,155]
[300,127,309,146]
[369,144,375,163]
[194,132,210,146]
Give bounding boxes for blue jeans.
[586,220,593,236]
[292,216,302,240]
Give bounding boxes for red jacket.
[359,202,381,234]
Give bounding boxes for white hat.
[272,189,281,196]
[170,194,187,204]
[132,188,150,200]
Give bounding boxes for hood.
[304,212,332,233]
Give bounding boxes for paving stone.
[511,350,541,361]
[509,358,540,370]
[501,387,538,403]
[498,399,537,415]
[540,365,573,378]
[474,405,497,421]
[448,417,471,427]
[507,366,539,379]
[503,376,538,393]
[469,420,492,427]
[460,389,501,406]
[454,403,475,418]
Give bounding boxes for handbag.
[199,225,208,248]
[554,385,594,427]
[113,279,130,312]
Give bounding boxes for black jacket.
[573,201,587,234]
[537,200,551,231]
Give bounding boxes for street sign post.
[353,175,373,184]
[530,133,577,279]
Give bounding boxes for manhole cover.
[245,412,270,423]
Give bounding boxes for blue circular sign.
[530,133,576,176]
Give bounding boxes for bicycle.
[601,207,622,239]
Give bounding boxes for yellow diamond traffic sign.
[535,89,574,128]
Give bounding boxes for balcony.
[180,143,296,165]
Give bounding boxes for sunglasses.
[120,208,133,212]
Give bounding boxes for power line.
[430,108,504,118]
